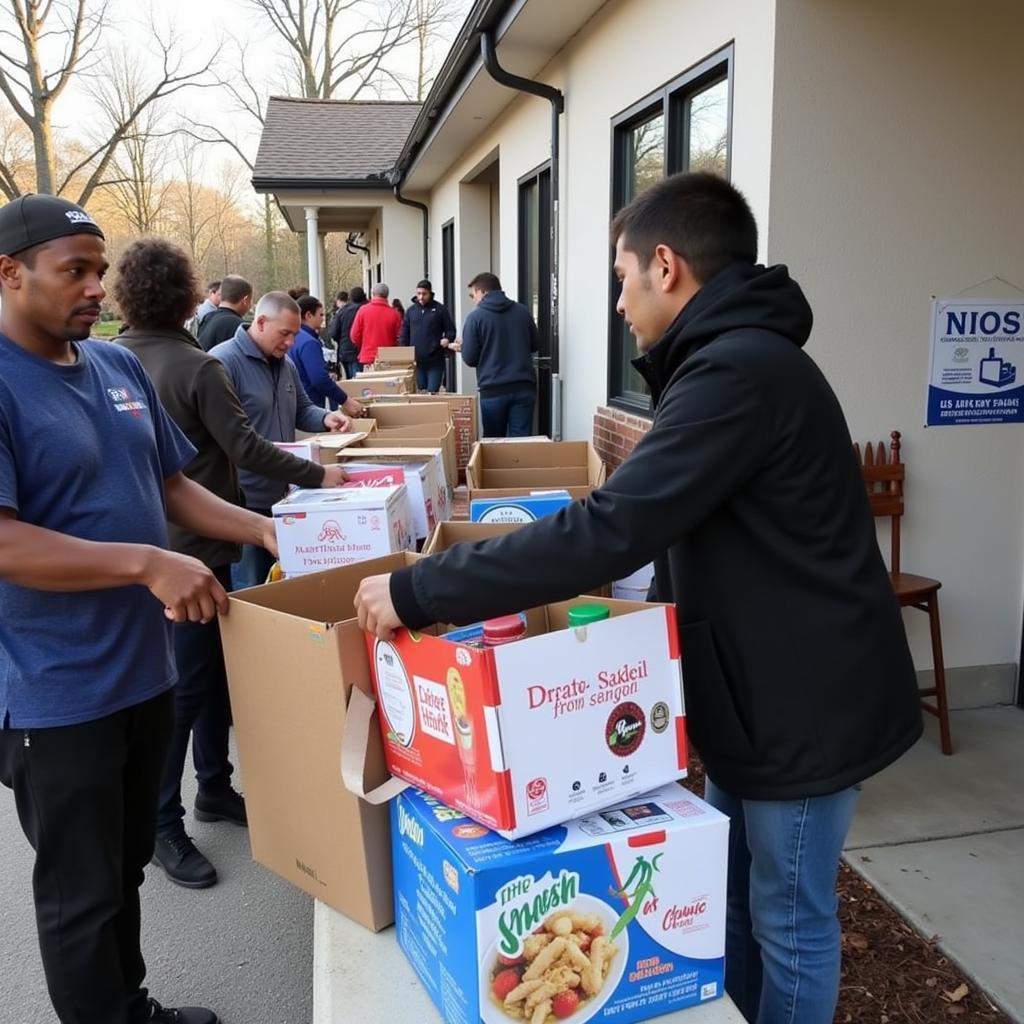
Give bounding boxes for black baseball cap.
[0,194,105,258]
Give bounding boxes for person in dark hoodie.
[354,172,922,1024]
[196,274,252,351]
[460,271,539,436]
[399,278,457,393]
[330,284,366,379]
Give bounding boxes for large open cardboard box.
[219,554,418,931]
[466,440,606,501]
[422,520,525,555]
[356,424,457,490]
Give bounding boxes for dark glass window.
[608,46,733,413]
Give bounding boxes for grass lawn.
[90,320,122,339]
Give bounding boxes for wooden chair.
[855,431,952,754]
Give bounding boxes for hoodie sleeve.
[350,307,364,350]
[390,352,771,628]
[460,312,480,367]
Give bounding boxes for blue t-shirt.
[0,334,196,728]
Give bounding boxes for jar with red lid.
[482,614,527,647]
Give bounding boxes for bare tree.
[244,0,427,100]
[0,0,216,204]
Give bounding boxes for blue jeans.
[480,388,536,438]
[416,362,445,394]
[704,777,860,1024]
[231,511,276,590]
[342,359,360,380]
[158,565,234,835]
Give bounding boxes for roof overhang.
[400,0,611,191]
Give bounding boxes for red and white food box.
[367,599,687,839]
[272,485,414,577]
[343,460,443,541]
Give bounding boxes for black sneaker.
[145,997,220,1023]
[152,832,217,889]
[194,787,247,827]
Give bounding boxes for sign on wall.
[927,299,1024,426]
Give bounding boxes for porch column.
[317,232,328,300]
[304,206,323,300]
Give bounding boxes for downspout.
[393,182,430,280]
[480,29,565,439]
[346,231,372,290]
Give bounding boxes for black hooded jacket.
[390,263,923,799]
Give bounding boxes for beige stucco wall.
[421,0,777,440]
[769,0,1024,679]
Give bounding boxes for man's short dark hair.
[468,272,500,293]
[207,280,221,293]
[349,285,367,304]
[416,279,432,291]
[114,238,199,330]
[336,290,349,303]
[287,285,310,300]
[219,274,252,304]
[297,294,323,319]
[610,172,758,284]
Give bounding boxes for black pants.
[0,690,174,1024]
[157,563,234,835]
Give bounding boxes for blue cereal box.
[392,785,727,1024]
[469,490,574,524]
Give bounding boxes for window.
[441,220,456,391]
[608,46,733,412]
[519,164,551,433]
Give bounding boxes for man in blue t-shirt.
[0,196,277,1024]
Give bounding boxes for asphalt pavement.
[0,736,313,1024]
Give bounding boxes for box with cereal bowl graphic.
[391,784,727,1024]
[367,598,688,839]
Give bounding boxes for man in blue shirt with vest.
[0,196,277,1024]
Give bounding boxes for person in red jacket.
[350,282,402,369]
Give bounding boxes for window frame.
[607,44,735,415]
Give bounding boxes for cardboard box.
[343,460,443,541]
[368,598,687,839]
[353,371,415,398]
[374,346,416,369]
[333,446,452,528]
[392,784,727,1024]
[274,440,324,464]
[358,423,458,495]
[301,431,373,462]
[469,490,574,524]
[373,394,478,484]
[218,554,421,931]
[467,441,606,503]
[422,520,528,556]
[272,485,415,577]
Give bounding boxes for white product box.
[343,460,442,541]
[272,485,415,576]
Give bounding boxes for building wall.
[769,0,1024,694]
[420,0,777,440]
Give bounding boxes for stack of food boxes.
[366,596,729,1023]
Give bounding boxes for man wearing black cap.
[0,195,274,1023]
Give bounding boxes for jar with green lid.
[567,603,611,627]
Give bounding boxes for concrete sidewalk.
[844,705,1024,1022]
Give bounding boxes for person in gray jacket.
[210,291,351,589]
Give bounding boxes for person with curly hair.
[114,238,349,891]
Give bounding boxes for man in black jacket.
[399,279,456,393]
[355,172,922,1024]
[115,240,347,890]
[197,274,252,351]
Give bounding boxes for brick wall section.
[593,406,652,473]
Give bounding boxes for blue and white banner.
[927,299,1024,426]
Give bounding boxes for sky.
[35,0,473,195]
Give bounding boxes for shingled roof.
[252,97,422,190]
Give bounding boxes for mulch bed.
[679,754,1010,1023]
